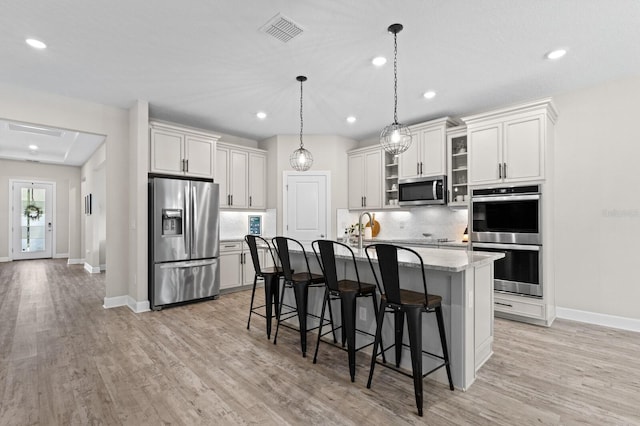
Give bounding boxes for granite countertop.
[364,238,468,249]
[290,243,503,273]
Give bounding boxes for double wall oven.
[471,185,542,297]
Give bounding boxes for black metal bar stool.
[272,236,329,357]
[311,239,382,382]
[365,243,454,417]
[245,235,283,339]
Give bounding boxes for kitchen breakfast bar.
[286,244,504,391]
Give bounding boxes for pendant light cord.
[299,79,304,148]
[393,30,398,125]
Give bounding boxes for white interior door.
[11,181,54,260]
[283,172,330,243]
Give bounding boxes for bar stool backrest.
[272,236,313,281]
[244,235,278,275]
[312,240,362,293]
[365,243,429,306]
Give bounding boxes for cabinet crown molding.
[149,120,221,140]
[461,98,558,126]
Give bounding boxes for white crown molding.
[556,307,640,333]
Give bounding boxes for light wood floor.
[1,259,639,425]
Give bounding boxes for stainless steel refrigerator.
[149,176,220,310]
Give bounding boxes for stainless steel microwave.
[398,175,447,206]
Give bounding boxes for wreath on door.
[24,204,43,221]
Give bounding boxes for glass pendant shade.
[380,23,412,155]
[291,75,313,171]
[290,146,313,171]
[380,122,412,155]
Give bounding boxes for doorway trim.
[8,179,57,261]
[282,171,332,240]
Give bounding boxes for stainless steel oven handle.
[471,194,540,203]
[473,242,540,251]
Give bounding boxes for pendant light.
[380,23,412,155]
[290,75,313,171]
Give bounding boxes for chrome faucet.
[358,211,373,251]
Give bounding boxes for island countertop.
[289,243,504,273]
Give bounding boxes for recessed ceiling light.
[346,116,356,123]
[372,56,387,67]
[423,90,437,100]
[26,38,47,49]
[545,49,567,60]
[28,144,38,150]
[256,111,267,119]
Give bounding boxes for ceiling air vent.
[261,13,303,43]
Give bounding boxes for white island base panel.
[288,247,499,391]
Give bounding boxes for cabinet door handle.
[185,159,188,172]
[498,163,502,179]
[503,162,507,178]
[249,196,252,207]
[420,162,423,175]
[417,163,420,175]
[231,194,233,206]
[364,196,367,207]
[495,302,513,308]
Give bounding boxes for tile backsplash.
[220,209,276,240]
[336,206,469,242]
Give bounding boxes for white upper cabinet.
[149,122,219,178]
[348,146,383,209]
[399,117,457,180]
[216,143,266,210]
[464,99,557,186]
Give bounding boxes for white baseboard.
[103,295,128,309]
[100,264,106,272]
[127,296,150,313]
[84,262,101,274]
[0,257,10,263]
[556,307,640,333]
[54,253,69,259]
[103,295,150,313]
[67,258,84,265]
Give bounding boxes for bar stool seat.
[365,243,454,417]
[245,235,284,339]
[272,236,330,358]
[312,239,381,382]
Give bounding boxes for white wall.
[0,83,130,299]
[260,134,359,239]
[0,159,81,260]
[554,75,640,320]
[81,143,106,271]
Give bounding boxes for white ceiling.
[0,119,105,166]
[2,0,640,147]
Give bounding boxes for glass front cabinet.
[447,125,468,207]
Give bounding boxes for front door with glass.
[12,181,54,260]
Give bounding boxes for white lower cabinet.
[219,241,265,291]
[494,293,546,322]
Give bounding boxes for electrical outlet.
[359,307,367,321]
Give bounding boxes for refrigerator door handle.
[159,259,217,269]
[191,184,197,256]
[184,184,191,256]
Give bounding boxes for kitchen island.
[286,244,504,390]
